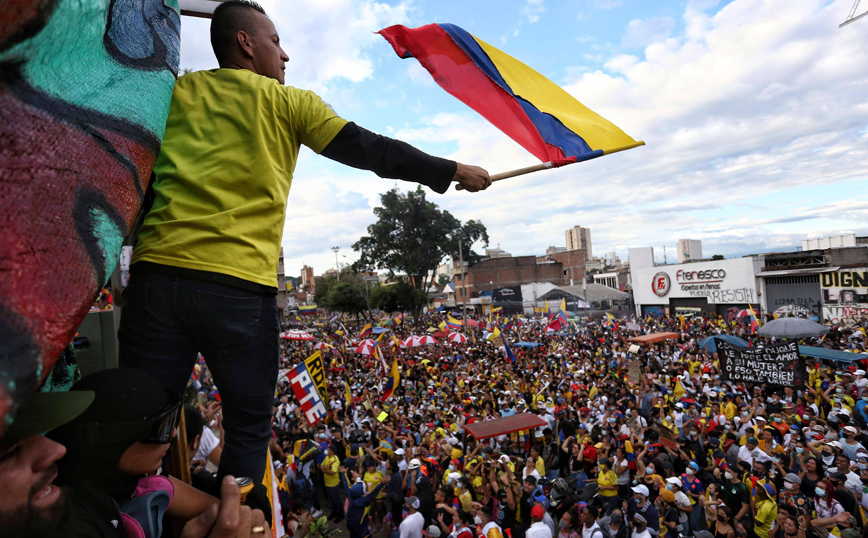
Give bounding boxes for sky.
[178,0,868,277]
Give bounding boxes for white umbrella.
[447,332,468,344]
[415,335,438,346]
[354,339,376,355]
[313,342,333,350]
[280,330,314,341]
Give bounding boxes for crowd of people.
[188,308,868,538]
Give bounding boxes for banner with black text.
[717,339,804,386]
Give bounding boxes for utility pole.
[331,246,340,281]
[454,229,467,325]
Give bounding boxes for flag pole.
[455,161,553,190]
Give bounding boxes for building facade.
[677,239,703,263]
[565,226,592,261]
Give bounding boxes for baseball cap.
[844,426,858,435]
[405,496,421,509]
[424,525,442,538]
[408,458,422,469]
[784,473,802,484]
[1,390,95,450]
[632,484,650,496]
[666,477,682,486]
[395,448,405,455]
[531,505,545,520]
[746,436,759,445]
[661,489,675,503]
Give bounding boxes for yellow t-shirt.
[754,499,778,538]
[323,455,341,488]
[597,469,619,497]
[134,69,347,287]
[364,470,386,499]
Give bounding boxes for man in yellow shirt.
[118,0,490,488]
[753,483,778,538]
[321,445,344,522]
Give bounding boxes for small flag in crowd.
[381,359,400,401]
[358,324,373,338]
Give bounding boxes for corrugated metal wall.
[765,275,821,316]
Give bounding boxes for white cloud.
[620,16,676,49]
[179,0,412,92]
[523,0,545,23]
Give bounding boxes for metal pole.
[332,246,340,281]
[459,234,467,325]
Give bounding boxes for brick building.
[454,253,586,303]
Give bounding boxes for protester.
[118,0,490,500]
[170,303,867,538]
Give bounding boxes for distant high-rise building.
[300,264,315,294]
[677,239,703,263]
[565,226,592,261]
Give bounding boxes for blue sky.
[178,0,868,277]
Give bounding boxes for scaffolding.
[841,0,868,27]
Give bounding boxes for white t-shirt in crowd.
[194,426,219,462]
[399,511,424,538]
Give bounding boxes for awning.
[758,267,840,278]
[798,346,868,362]
[463,413,547,440]
[629,332,680,344]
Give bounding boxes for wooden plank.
[179,0,227,18]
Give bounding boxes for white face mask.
[785,482,797,490]
[475,516,483,525]
[725,471,734,480]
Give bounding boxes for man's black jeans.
[118,268,278,486]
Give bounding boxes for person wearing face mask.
[596,458,620,514]
[665,477,693,537]
[778,473,814,515]
[719,467,751,522]
[477,506,505,538]
[681,462,705,534]
[627,485,660,536]
[558,508,581,538]
[598,510,629,538]
[812,479,846,530]
[840,425,866,459]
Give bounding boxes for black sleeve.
[320,122,457,194]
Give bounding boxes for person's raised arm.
[320,122,491,193]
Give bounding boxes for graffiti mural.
[821,270,868,325]
[0,0,180,433]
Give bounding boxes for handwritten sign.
[717,339,804,386]
[658,426,679,450]
[628,361,641,384]
[627,416,644,438]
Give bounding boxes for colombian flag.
[503,320,515,332]
[558,298,569,326]
[748,305,760,334]
[381,359,400,401]
[378,24,644,169]
[500,332,518,364]
[358,324,373,338]
[446,316,462,329]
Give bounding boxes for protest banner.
[627,416,644,438]
[658,426,679,450]
[628,361,641,384]
[717,339,804,386]
[288,351,328,425]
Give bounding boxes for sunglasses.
[80,390,182,446]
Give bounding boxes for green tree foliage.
[711,254,725,260]
[352,186,489,293]
[315,274,370,317]
[368,281,427,315]
[437,274,451,287]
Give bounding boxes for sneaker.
[311,509,323,519]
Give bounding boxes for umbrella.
[313,342,334,350]
[735,309,751,318]
[515,342,540,348]
[426,327,439,333]
[372,327,391,334]
[447,332,468,344]
[757,317,830,339]
[465,319,481,327]
[354,339,376,355]
[698,335,748,353]
[432,330,450,339]
[280,330,314,341]
[416,335,438,346]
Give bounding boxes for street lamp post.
[331,246,340,281]
[454,229,467,325]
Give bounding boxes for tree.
[437,274,451,287]
[369,281,427,315]
[352,187,488,298]
[711,254,725,260]
[316,274,369,317]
